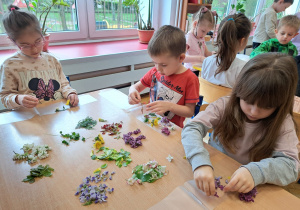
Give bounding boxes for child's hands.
[224,167,254,193]
[16,95,39,108]
[68,93,79,107]
[128,89,141,105]
[194,165,215,196]
[146,101,171,116]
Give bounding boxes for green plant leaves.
[76,117,97,130]
[91,147,132,168]
[101,164,108,169]
[22,164,54,183]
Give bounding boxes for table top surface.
[0,89,299,210]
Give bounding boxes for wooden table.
[0,89,299,210]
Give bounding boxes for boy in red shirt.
[128,25,200,128]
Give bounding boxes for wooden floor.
[140,93,300,198]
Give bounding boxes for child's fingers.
[224,177,239,192]
[208,178,216,196]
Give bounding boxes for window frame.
[86,0,138,39]
[0,0,145,47]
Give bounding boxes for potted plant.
[124,0,154,44]
[25,0,69,51]
[229,0,263,29]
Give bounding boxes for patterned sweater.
[0,52,76,109]
[250,38,298,58]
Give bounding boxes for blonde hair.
[278,15,300,32]
[192,6,216,30]
[214,53,298,162]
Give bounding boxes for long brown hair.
[215,13,251,76]
[213,53,298,161]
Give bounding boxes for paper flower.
[166,154,173,162]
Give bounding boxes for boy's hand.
[128,89,141,105]
[146,101,171,115]
[194,165,215,196]
[16,95,39,108]
[68,93,79,107]
[224,167,254,193]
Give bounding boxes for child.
[182,53,299,196]
[0,5,78,109]
[250,15,300,58]
[291,12,300,55]
[183,7,217,77]
[201,13,251,88]
[128,25,200,128]
[253,0,293,49]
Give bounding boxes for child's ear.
[275,29,278,34]
[293,32,299,38]
[179,53,186,63]
[239,37,246,46]
[186,44,190,51]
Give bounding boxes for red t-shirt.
[141,67,199,128]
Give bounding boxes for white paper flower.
[166,154,173,162]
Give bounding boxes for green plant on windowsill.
[231,0,246,14]
[123,0,154,30]
[229,0,264,23]
[25,0,69,36]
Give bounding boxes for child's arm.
[181,98,224,196]
[250,40,271,58]
[183,55,206,64]
[265,12,277,39]
[145,101,195,117]
[54,57,78,106]
[226,119,299,192]
[204,45,213,57]
[0,64,38,109]
[128,81,147,104]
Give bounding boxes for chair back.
[199,77,232,103]
[294,112,300,140]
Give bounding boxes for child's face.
[240,99,276,122]
[151,53,185,76]
[275,25,299,45]
[14,30,44,59]
[193,19,213,39]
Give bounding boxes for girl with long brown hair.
[201,13,251,88]
[182,53,299,196]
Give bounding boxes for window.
[0,0,155,46]
[243,0,260,20]
[212,0,230,20]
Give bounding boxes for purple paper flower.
[239,187,258,202]
[161,117,170,124]
[75,172,114,206]
[133,129,141,135]
[161,127,170,136]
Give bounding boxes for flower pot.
[138,30,155,44]
[43,34,50,52]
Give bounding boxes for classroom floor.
[140,93,300,199]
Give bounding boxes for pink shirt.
[184,31,207,71]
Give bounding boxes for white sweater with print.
[0,52,76,109]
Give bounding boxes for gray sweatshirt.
[181,97,299,186]
[253,6,277,43]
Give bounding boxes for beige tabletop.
[0,89,299,210]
